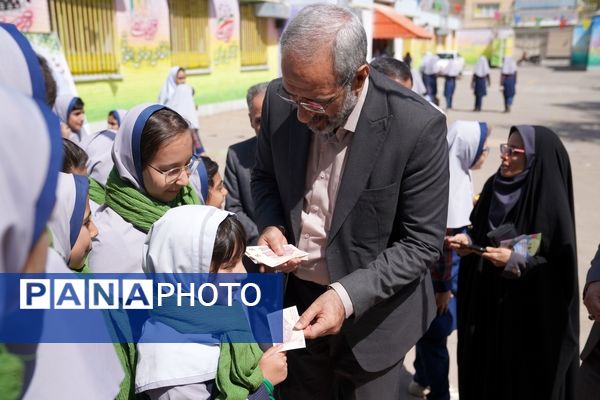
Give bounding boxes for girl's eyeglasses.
[147,156,201,185]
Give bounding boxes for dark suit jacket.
[224,136,259,244]
[251,69,448,372]
[582,246,600,360]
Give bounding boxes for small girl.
[62,138,88,176]
[200,156,228,209]
[137,205,287,400]
[53,94,87,144]
[47,172,98,270]
[107,109,127,131]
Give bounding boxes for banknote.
[245,245,308,268]
[267,306,306,352]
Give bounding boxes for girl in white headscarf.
[409,120,490,400]
[471,56,490,111]
[53,94,89,144]
[107,109,127,131]
[500,56,518,113]
[0,85,59,398]
[137,205,287,400]
[0,22,50,104]
[158,66,186,105]
[23,173,124,400]
[88,104,202,274]
[165,84,205,153]
[442,58,462,109]
[47,172,98,269]
[421,52,440,105]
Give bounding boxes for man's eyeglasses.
[500,143,525,157]
[147,156,201,185]
[276,74,354,114]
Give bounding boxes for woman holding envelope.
[448,126,579,400]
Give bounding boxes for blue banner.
[0,273,284,344]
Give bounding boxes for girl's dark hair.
[140,108,191,168]
[62,138,88,173]
[108,110,118,119]
[210,216,247,272]
[71,97,85,112]
[200,156,218,187]
[37,54,57,108]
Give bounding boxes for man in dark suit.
[251,4,448,399]
[577,245,600,399]
[224,82,268,245]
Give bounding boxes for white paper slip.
[245,245,308,268]
[267,306,306,352]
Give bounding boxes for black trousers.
[576,344,600,400]
[277,274,404,400]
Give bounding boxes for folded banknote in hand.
[245,245,308,268]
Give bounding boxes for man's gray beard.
[307,86,359,136]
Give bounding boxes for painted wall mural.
[0,0,49,32]
[118,0,170,68]
[211,0,240,67]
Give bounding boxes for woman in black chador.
[449,125,579,400]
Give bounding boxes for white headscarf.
[0,23,47,103]
[157,66,181,105]
[474,55,490,77]
[444,58,462,77]
[0,85,62,273]
[109,109,128,129]
[447,120,489,228]
[166,84,199,129]
[501,56,517,75]
[53,93,89,144]
[47,173,89,263]
[136,205,231,392]
[86,129,116,186]
[112,103,170,191]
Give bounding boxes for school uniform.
[442,59,461,109]
[472,56,490,111]
[500,57,518,112]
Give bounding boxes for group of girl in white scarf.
[0,22,124,399]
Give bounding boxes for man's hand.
[257,226,302,273]
[482,247,512,267]
[294,289,345,339]
[435,290,452,314]
[584,281,600,321]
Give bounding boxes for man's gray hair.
[246,82,269,112]
[280,4,367,85]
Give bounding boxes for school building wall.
[0,0,281,122]
[455,28,514,66]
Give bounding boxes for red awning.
[373,4,433,40]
